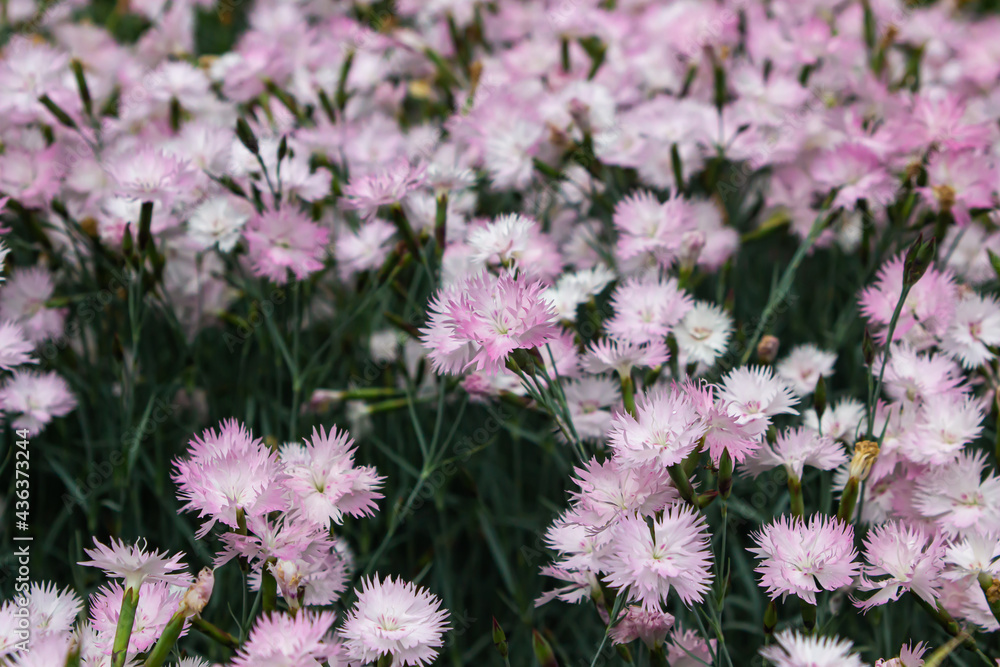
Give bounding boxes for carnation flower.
[609,385,707,469]
[875,642,928,667]
[760,630,866,667]
[605,275,693,345]
[280,425,384,525]
[0,370,77,433]
[24,582,82,638]
[903,393,985,465]
[583,337,669,377]
[421,270,558,374]
[333,218,397,279]
[466,213,534,268]
[341,160,426,220]
[749,515,859,604]
[79,538,189,592]
[776,344,836,396]
[187,195,250,252]
[609,606,674,650]
[0,321,35,370]
[244,208,330,283]
[561,377,620,442]
[860,255,958,349]
[0,267,66,344]
[716,365,798,429]
[666,628,716,667]
[232,611,339,667]
[942,292,1000,369]
[943,532,1000,582]
[173,419,290,537]
[674,301,732,367]
[744,427,847,481]
[569,458,677,526]
[855,521,945,611]
[802,398,866,441]
[340,576,450,667]
[603,505,713,609]
[613,191,698,267]
[217,511,330,570]
[89,582,185,656]
[914,450,1000,537]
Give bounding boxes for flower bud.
[179,568,214,617]
[849,440,879,482]
[757,335,780,364]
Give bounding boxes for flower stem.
[788,474,804,518]
[143,611,186,667]
[836,476,859,523]
[668,464,697,507]
[763,599,778,640]
[261,558,278,612]
[799,598,817,633]
[189,615,238,650]
[620,372,636,418]
[111,587,140,667]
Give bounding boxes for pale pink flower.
[0,267,66,344]
[0,321,35,370]
[875,642,928,667]
[423,271,558,374]
[803,398,866,442]
[606,275,693,345]
[919,149,995,227]
[914,450,1000,537]
[761,630,866,667]
[79,538,189,592]
[244,208,330,283]
[855,521,945,611]
[341,160,426,220]
[569,458,677,526]
[716,365,798,429]
[674,301,733,367]
[232,611,339,667]
[187,195,250,252]
[88,582,185,658]
[334,218,397,279]
[583,337,669,376]
[879,344,964,405]
[903,394,985,465]
[776,344,837,396]
[173,419,290,537]
[942,292,1000,369]
[609,385,707,469]
[0,370,76,433]
[666,628,717,667]
[614,191,698,266]
[749,515,859,604]
[22,582,82,639]
[603,506,713,609]
[340,576,450,667]
[609,606,674,650]
[280,425,384,525]
[943,532,1000,582]
[744,427,847,480]
[811,143,896,211]
[859,255,958,349]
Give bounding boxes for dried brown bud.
[757,335,780,364]
[849,440,880,482]
[179,568,214,617]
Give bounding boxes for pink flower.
[0,321,35,370]
[716,365,798,429]
[876,642,929,667]
[609,606,674,650]
[232,611,339,667]
[89,582,185,658]
[333,218,397,279]
[761,630,866,667]
[942,292,1000,368]
[173,419,290,537]
[569,458,677,526]
[609,385,706,469]
[914,450,1000,537]
[749,515,859,604]
[244,208,330,283]
[603,505,713,609]
[341,160,426,220]
[895,94,992,153]
[108,146,196,210]
[744,427,847,480]
[859,255,958,349]
[666,628,717,667]
[0,267,66,344]
[855,521,945,611]
[918,149,995,227]
[605,275,693,345]
[902,394,985,465]
[340,576,450,666]
[613,191,698,267]
[280,425,384,525]
[216,511,330,570]
[776,344,837,396]
[79,538,189,592]
[421,271,558,374]
[583,337,669,376]
[0,370,76,433]
[811,143,896,210]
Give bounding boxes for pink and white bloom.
[749,515,859,604]
[603,506,713,609]
[776,344,837,396]
[761,630,866,667]
[244,208,330,283]
[855,521,945,611]
[340,576,450,667]
[232,611,339,667]
[744,427,847,481]
[79,538,189,592]
[0,370,76,433]
[609,385,707,469]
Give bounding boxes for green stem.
[620,372,636,418]
[788,474,804,518]
[800,598,817,633]
[111,587,140,667]
[764,599,778,639]
[837,477,859,523]
[865,283,912,440]
[189,615,239,650]
[668,464,697,507]
[741,212,828,365]
[143,612,186,667]
[261,558,278,612]
[718,450,733,499]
